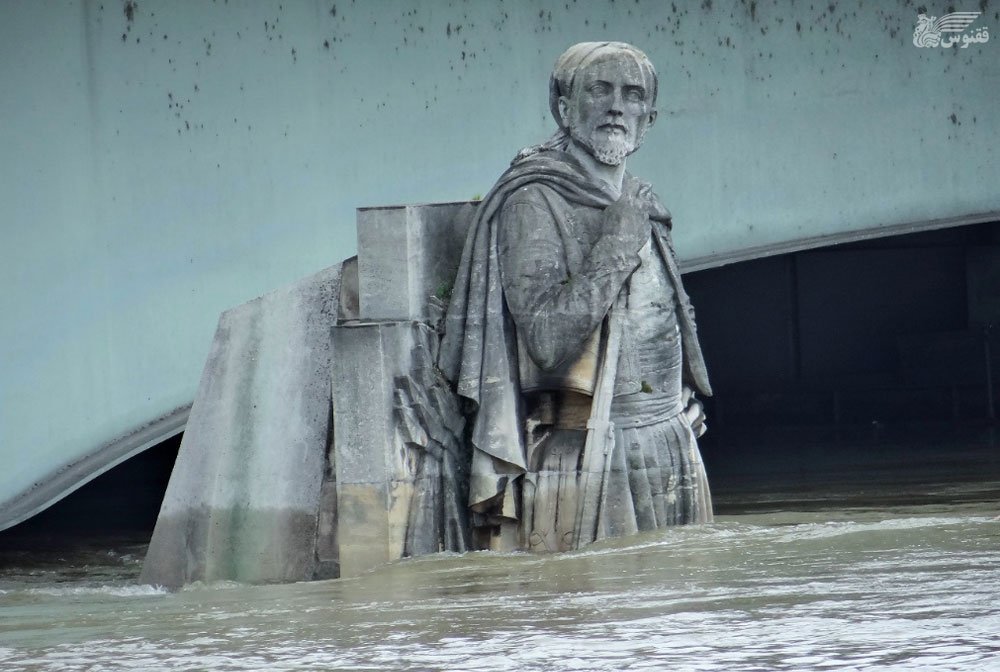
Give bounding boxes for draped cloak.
[438,149,711,519]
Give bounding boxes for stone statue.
[142,42,716,589]
[440,41,714,552]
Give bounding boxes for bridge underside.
[690,221,1000,510]
[4,0,997,540]
[3,220,997,545]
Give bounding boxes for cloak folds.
[438,149,710,520]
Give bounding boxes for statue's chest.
[561,203,607,269]
[613,241,683,397]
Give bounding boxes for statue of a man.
[440,42,713,552]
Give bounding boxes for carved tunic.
[497,183,684,402]
[440,149,712,546]
[496,177,712,551]
[611,239,683,413]
[497,183,642,395]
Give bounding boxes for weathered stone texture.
[332,320,469,578]
[142,202,475,587]
[141,264,342,588]
[357,202,474,321]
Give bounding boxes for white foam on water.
[772,515,985,543]
[179,579,248,592]
[24,583,168,598]
[2,504,998,671]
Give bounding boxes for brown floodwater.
[2,484,999,671]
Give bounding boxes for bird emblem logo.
[913,12,987,48]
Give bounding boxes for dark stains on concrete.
[101,0,988,166]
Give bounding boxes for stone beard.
[565,112,648,167]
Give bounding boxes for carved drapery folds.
[393,336,470,556]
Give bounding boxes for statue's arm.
[497,195,644,371]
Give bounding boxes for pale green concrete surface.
[1,0,998,525]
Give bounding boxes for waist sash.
[535,391,684,431]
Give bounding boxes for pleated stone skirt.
[522,400,713,552]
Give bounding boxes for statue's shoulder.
[501,182,565,211]
[495,184,566,245]
[496,150,582,210]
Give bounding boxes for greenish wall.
[1,0,997,521]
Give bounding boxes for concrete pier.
[141,265,343,587]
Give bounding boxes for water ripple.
[1,508,998,670]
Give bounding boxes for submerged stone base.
[332,321,469,578]
[140,264,343,588]
[142,202,476,588]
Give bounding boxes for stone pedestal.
[357,202,473,321]
[330,202,475,577]
[141,264,343,588]
[332,320,467,578]
[142,201,475,588]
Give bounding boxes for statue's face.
[559,53,657,166]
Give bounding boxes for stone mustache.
[141,42,713,588]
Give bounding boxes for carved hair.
[514,41,658,163]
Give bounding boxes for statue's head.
[550,42,658,167]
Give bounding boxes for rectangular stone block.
[331,321,436,576]
[336,483,392,574]
[141,264,343,588]
[356,202,473,320]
